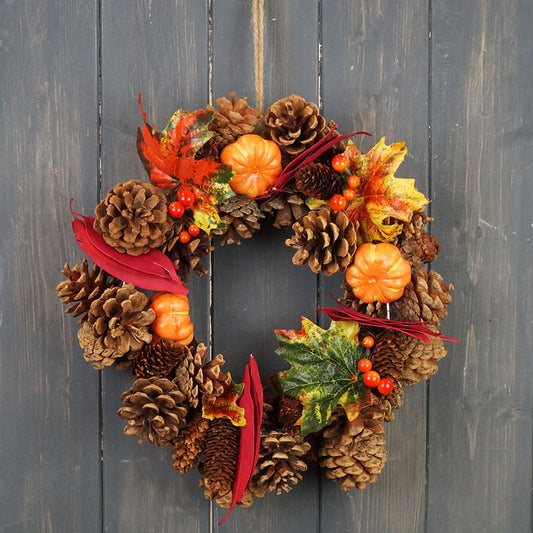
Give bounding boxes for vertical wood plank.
[320,1,429,531]
[210,1,321,531]
[0,1,101,532]
[429,2,533,531]
[100,1,211,531]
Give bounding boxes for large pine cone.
[206,92,261,151]
[249,430,311,497]
[264,95,334,161]
[319,409,387,491]
[80,284,155,369]
[199,418,239,498]
[132,339,187,378]
[294,163,343,200]
[394,268,453,326]
[56,260,117,324]
[172,414,210,473]
[118,377,188,446]
[161,217,213,283]
[259,185,309,229]
[94,179,170,256]
[170,342,208,409]
[286,207,357,275]
[212,195,264,245]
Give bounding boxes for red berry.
[357,358,373,373]
[178,230,191,243]
[343,188,357,202]
[168,201,185,218]
[188,224,201,237]
[363,370,381,388]
[177,188,195,208]
[347,175,361,189]
[362,336,375,348]
[331,154,349,172]
[330,194,347,211]
[377,378,394,395]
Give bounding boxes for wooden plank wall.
[0,1,531,532]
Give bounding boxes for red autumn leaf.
[71,204,187,295]
[136,94,234,232]
[344,138,429,243]
[219,356,263,525]
[202,379,246,426]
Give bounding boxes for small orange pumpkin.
[220,134,282,197]
[345,243,411,303]
[149,292,194,345]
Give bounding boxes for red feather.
[70,202,187,295]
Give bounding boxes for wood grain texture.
[211,2,321,531]
[99,1,210,531]
[429,1,533,532]
[0,1,101,532]
[320,2,429,531]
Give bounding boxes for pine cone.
[340,279,388,318]
[400,231,440,266]
[80,284,155,369]
[206,92,261,151]
[264,95,334,161]
[286,207,357,275]
[259,185,309,228]
[118,376,188,446]
[132,339,187,378]
[172,414,210,473]
[94,179,170,256]
[161,217,213,283]
[199,418,239,498]
[172,342,209,409]
[394,267,453,326]
[249,430,311,497]
[199,480,254,509]
[56,260,117,324]
[211,195,264,245]
[371,330,408,384]
[402,331,448,384]
[373,383,404,422]
[294,163,343,200]
[278,395,303,434]
[319,409,387,491]
[200,353,232,404]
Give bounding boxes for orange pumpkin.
[345,243,411,303]
[220,134,282,197]
[149,292,194,345]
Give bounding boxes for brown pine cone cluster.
[78,284,154,369]
[172,414,210,473]
[294,163,343,200]
[161,217,213,283]
[118,376,188,446]
[94,179,170,256]
[286,206,357,276]
[56,260,117,324]
[260,185,309,229]
[319,408,387,491]
[249,430,311,497]
[207,92,261,151]
[264,95,338,162]
[212,195,265,245]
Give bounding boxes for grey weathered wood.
[99,1,210,531]
[319,2,430,531]
[211,2,322,531]
[429,2,533,532]
[0,2,101,532]
[1,1,532,532]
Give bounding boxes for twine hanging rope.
[253,0,265,114]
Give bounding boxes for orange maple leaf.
[202,379,246,427]
[344,138,428,243]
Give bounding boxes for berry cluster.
[329,154,361,212]
[168,186,202,243]
[357,336,394,395]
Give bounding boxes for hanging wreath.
[57,92,456,523]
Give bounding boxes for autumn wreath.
[57,93,456,523]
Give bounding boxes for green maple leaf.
[275,318,368,437]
